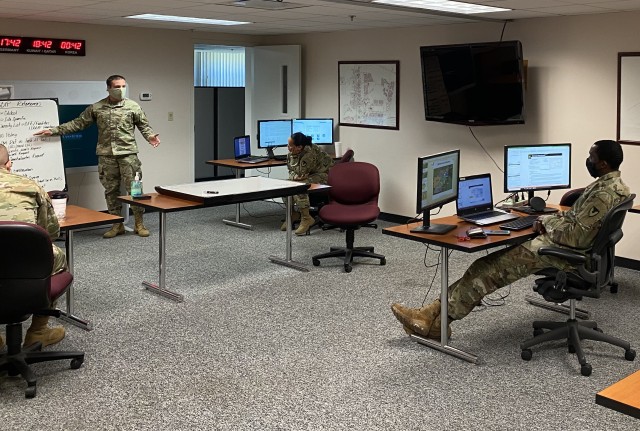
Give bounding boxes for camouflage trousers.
[52,243,66,275]
[292,173,329,210]
[447,244,574,320]
[98,154,144,217]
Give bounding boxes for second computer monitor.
[504,143,571,198]
[292,118,334,145]
[411,149,460,234]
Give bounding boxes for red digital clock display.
[0,35,85,56]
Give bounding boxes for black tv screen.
[420,40,525,126]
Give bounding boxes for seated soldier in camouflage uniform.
[392,140,630,340]
[0,144,67,350]
[283,132,335,236]
[35,74,160,239]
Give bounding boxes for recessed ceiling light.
[126,14,250,26]
[372,0,510,14]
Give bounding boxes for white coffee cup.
[51,197,67,220]
[334,141,342,157]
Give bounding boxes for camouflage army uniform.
[50,97,156,217]
[447,171,630,320]
[287,144,334,209]
[0,167,66,274]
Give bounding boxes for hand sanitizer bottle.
[131,172,142,197]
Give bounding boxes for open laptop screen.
[457,174,494,215]
[234,135,251,159]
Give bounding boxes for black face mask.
[586,158,599,178]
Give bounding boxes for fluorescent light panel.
[372,0,510,14]
[126,14,250,26]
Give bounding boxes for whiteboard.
[0,99,66,191]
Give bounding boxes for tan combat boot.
[134,213,150,237]
[280,209,301,231]
[391,300,452,340]
[23,315,65,348]
[294,208,314,236]
[103,222,125,239]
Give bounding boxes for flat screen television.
[420,40,525,126]
[292,118,334,145]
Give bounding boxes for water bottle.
[131,172,142,197]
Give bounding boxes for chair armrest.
[538,246,587,265]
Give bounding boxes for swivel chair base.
[1,322,84,398]
[520,316,635,376]
[312,228,386,272]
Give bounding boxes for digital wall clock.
[0,35,85,56]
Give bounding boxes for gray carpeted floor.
[1,200,639,430]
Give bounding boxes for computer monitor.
[411,149,460,234]
[233,135,251,159]
[292,118,334,145]
[504,143,571,201]
[257,119,292,158]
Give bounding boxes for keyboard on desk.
[499,215,539,231]
[236,156,269,164]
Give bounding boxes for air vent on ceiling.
[231,0,307,10]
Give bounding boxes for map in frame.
[339,61,399,130]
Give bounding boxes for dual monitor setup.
[255,118,334,159]
[413,143,572,233]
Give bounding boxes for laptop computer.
[457,173,519,226]
[234,135,269,164]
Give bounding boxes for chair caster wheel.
[625,349,636,361]
[568,344,576,353]
[521,349,532,361]
[312,259,320,267]
[594,327,603,333]
[25,384,36,399]
[344,264,352,273]
[533,328,544,337]
[380,258,386,266]
[581,363,592,376]
[71,357,84,369]
[610,282,618,293]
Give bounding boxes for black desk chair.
[520,194,636,376]
[0,221,84,398]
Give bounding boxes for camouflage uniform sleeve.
[542,191,614,249]
[291,150,316,181]
[36,186,60,240]
[50,105,95,135]
[133,104,156,141]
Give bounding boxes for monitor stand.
[410,210,456,234]
[266,147,276,159]
[517,191,558,214]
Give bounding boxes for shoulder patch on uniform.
[588,207,600,217]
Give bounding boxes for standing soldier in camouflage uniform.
[0,144,67,349]
[284,132,334,236]
[392,140,630,339]
[35,75,160,238]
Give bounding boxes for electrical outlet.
[168,112,174,121]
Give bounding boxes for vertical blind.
[194,47,245,87]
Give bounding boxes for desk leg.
[142,211,184,302]
[410,247,479,364]
[269,195,309,272]
[223,169,253,230]
[57,230,94,331]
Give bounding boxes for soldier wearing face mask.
[391,140,630,341]
[35,75,160,238]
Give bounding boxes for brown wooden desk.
[206,158,287,229]
[119,177,314,302]
[58,205,124,331]
[596,369,640,419]
[383,215,537,363]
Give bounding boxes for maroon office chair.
[312,161,386,272]
[0,221,84,398]
[301,148,356,233]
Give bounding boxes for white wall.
[264,12,640,261]
[0,18,257,210]
[2,13,640,261]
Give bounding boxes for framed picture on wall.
[617,52,640,144]
[338,61,399,130]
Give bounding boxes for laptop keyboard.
[499,215,538,231]
[465,210,506,221]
